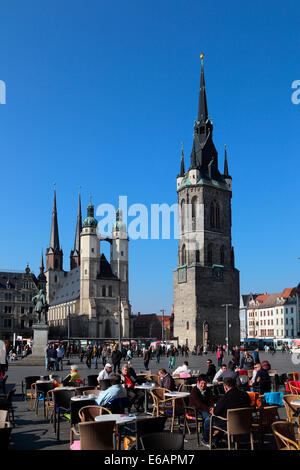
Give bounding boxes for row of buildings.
[240,286,300,341]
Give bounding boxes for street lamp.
[222,304,232,354]
[118,295,122,351]
[160,309,165,343]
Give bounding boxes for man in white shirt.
[97,363,113,382]
[212,364,227,384]
[172,361,191,376]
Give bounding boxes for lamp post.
[118,295,122,351]
[67,304,71,342]
[160,309,165,343]
[222,304,232,355]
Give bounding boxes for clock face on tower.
[212,265,223,281]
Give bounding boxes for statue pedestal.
[32,323,49,357]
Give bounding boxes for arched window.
[104,319,112,338]
[196,249,200,263]
[181,199,185,233]
[108,286,112,297]
[191,196,197,231]
[216,203,220,229]
[208,243,213,266]
[210,202,215,228]
[220,245,225,266]
[182,244,186,266]
[186,321,189,330]
[102,286,106,297]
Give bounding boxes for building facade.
[173,56,240,349]
[246,287,300,340]
[0,262,46,341]
[46,190,131,339]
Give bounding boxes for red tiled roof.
[281,287,296,299]
[255,294,269,304]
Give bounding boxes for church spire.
[49,186,60,251]
[70,191,82,270]
[40,248,44,273]
[224,144,229,176]
[180,142,185,176]
[198,53,208,123]
[46,185,63,271]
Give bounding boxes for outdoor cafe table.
[135,383,156,414]
[95,413,136,449]
[70,395,97,425]
[165,391,190,399]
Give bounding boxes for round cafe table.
[165,391,190,398]
[135,383,156,414]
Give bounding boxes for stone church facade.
[173,56,240,349]
[45,190,131,339]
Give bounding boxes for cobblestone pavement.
[4,350,299,451]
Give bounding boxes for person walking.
[143,347,151,371]
[85,345,92,369]
[57,345,64,371]
[111,346,123,373]
[216,346,223,367]
[92,345,98,369]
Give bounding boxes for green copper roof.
[83,203,98,227]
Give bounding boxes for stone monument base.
[10,323,49,367]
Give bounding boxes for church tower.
[173,55,240,349]
[80,201,100,320]
[111,206,129,299]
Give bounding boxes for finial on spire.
[200,53,204,61]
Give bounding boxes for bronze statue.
[32,289,49,324]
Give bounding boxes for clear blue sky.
[0,1,299,314]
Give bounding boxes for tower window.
[220,246,225,266]
[210,202,215,228]
[186,321,189,330]
[109,286,112,297]
[199,126,205,134]
[196,250,200,263]
[102,286,106,297]
[181,244,186,266]
[208,243,213,266]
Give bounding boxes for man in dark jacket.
[219,361,241,386]
[240,350,254,370]
[206,360,217,382]
[111,347,123,373]
[201,377,251,447]
[189,374,214,418]
[158,368,176,391]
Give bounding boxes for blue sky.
[0,1,299,314]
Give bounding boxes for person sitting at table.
[218,361,241,387]
[95,373,127,407]
[201,377,251,448]
[205,360,217,383]
[124,361,138,382]
[189,374,215,419]
[158,368,176,391]
[121,364,144,412]
[172,361,191,377]
[63,365,82,386]
[97,363,113,382]
[249,363,271,393]
[213,364,227,384]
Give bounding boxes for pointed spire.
[70,190,82,269]
[180,142,185,176]
[74,191,82,252]
[224,144,229,176]
[40,249,44,271]
[49,185,60,251]
[198,53,208,123]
